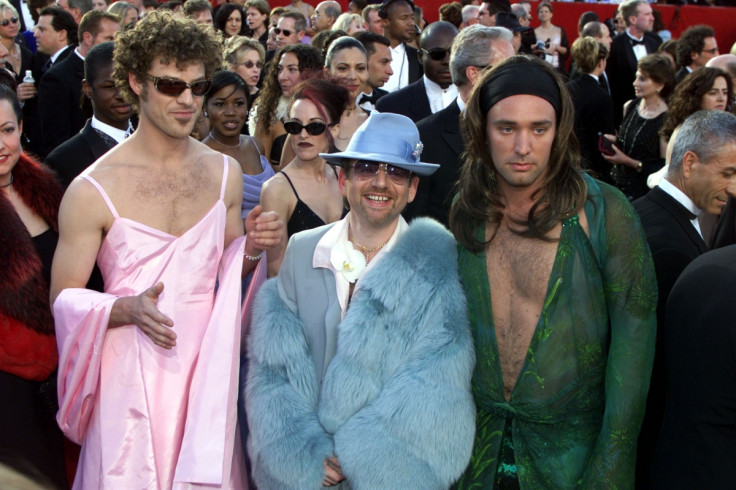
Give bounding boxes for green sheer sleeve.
[579,179,657,487]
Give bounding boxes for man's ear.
[82,30,93,48]
[681,150,698,180]
[338,165,348,197]
[297,30,305,41]
[407,174,419,203]
[129,72,142,96]
[82,79,92,99]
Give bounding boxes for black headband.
[479,62,562,115]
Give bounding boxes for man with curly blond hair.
[50,11,282,489]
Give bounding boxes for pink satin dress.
[54,157,247,489]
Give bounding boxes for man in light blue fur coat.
[246,111,476,489]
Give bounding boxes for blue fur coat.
[246,218,476,489]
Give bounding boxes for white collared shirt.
[457,93,467,112]
[423,75,458,114]
[313,214,409,318]
[91,116,132,143]
[49,45,70,64]
[588,73,599,83]
[358,90,376,112]
[626,31,648,61]
[74,47,84,61]
[659,178,703,238]
[384,43,409,93]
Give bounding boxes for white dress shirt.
[383,43,409,93]
[658,178,703,238]
[423,75,458,114]
[91,116,132,143]
[626,31,648,61]
[313,214,408,318]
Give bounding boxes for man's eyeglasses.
[146,75,211,97]
[702,47,719,55]
[237,60,263,69]
[0,17,18,27]
[350,161,412,183]
[273,27,292,37]
[420,47,451,61]
[283,121,328,135]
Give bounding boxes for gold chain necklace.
[351,238,389,258]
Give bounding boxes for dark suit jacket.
[24,45,73,158]
[404,44,422,85]
[375,77,431,122]
[675,66,692,84]
[565,75,615,183]
[651,244,736,489]
[606,31,661,125]
[404,99,463,226]
[44,119,117,188]
[38,50,87,158]
[633,186,708,487]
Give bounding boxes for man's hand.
[245,204,283,254]
[17,82,36,101]
[322,456,345,487]
[110,282,176,349]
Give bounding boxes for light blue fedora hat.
[320,112,439,176]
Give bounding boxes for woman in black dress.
[603,54,674,200]
[0,82,67,488]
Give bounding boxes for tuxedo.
[633,185,708,487]
[565,75,615,183]
[375,78,431,122]
[38,50,88,158]
[357,87,388,112]
[675,66,692,84]
[44,119,118,188]
[404,43,422,85]
[404,98,463,226]
[606,31,661,125]
[711,197,736,248]
[24,45,72,157]
[651,244,736,489]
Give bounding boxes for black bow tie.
[630,38,646,46]
[359,92,378,105]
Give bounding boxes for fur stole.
[0,154,63,334]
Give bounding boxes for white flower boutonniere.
[330,241,366,283]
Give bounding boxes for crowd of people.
[1,0,736,488]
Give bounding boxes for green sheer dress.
[455,175,657,489]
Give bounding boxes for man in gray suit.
[247,112,476,489]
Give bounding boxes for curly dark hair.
[450,55,586,251]
[253,44,323,131]
[676,25,714,69]
[661,67,733,141]
[112,11,223,110]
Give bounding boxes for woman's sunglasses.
[350,161,412,183]
[238,60,263,69]
[283,121,328,135]
[0,17,18,27]
[147,75,211,97]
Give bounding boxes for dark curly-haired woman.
[660,66,733,142]
[248,44,323,167]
